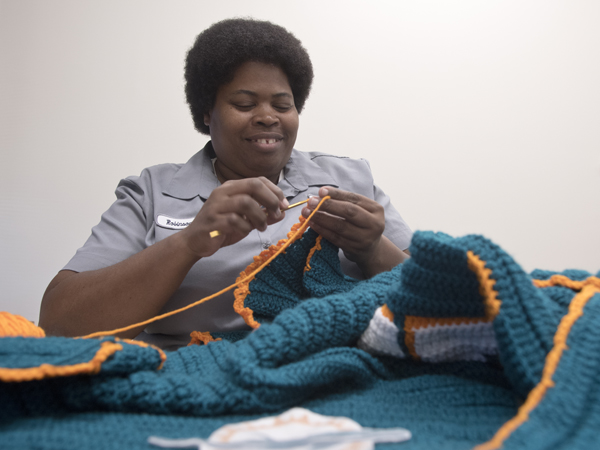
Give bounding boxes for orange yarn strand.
[81,196,330,340]
[304,235,323,273]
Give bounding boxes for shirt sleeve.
[63,177,152,272]
[373,183,413,251]
[355,157,412,251]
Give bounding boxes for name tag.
[156,214,195,230]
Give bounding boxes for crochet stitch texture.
[1,228,599,450]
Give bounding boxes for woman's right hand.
[180,177,289,258]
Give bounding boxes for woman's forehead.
[219,62,293,96]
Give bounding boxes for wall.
[1,0,599,323]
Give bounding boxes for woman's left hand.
[301,186,408,277]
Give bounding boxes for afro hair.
[185,18,314,135]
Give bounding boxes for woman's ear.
[203,112,211,127]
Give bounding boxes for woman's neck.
[214,159,280,185]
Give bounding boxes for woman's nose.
[253,105,279,127]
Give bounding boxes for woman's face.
[204,61,299,184]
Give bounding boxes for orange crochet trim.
[81,196,330,339]
[533,275,600,291]
[406,316,491,330]
[233,218,307,329]
[403,317,418,359]
[304,235,323,273]
[466,251,502,320]
[381,304,395,322]
[0,341,122,383]
[0,312,45,338]
[474,282,600,450]
[116,338,167,370]
[404,316,491,360]
[188,331,222,346]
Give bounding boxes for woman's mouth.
[249,138,282,144]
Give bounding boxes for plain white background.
[1,0,599,323]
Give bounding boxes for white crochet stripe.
[357,307,405,358]
[412,321,498,363]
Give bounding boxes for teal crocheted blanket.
[1,229,599,450]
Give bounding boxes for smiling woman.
[205,62,299,184]
[38,18,412,350]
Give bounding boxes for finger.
[180,208,254,258]
[307,219,369,255]
[227,198,287,231]
[212,178,284,227]
[319,187,381,212]
[239,177,289,225]
[306,195,382,230]
[226,177,287,215]
[225,194,271,231]
[305,208,363,238]
[258,176,289,210]
[209,212,255,241]
[265,209,286,226]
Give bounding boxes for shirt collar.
[279,150,339,198]
[163,141,339,201]
[163,142,218,200]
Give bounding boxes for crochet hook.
[279,198,310,212]
[209,198,311,238]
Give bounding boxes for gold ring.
[209,230,221,238]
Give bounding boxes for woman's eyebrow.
[231,90,292,98]
[231,89,256,96]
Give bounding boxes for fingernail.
[308,197,319,208]
[320,188,329,196]
[282,199,290,209]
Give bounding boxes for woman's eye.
[274,104,293,112]
[233,103,254,110]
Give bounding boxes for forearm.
[40,178,290,338]
[39,232,200,338]
[354,236,409,279]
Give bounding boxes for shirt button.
[262,242,271,249]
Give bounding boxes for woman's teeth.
[254,139,278,144]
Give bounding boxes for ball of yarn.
[0,312,46,338]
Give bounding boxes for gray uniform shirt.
[64,143,412,349]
